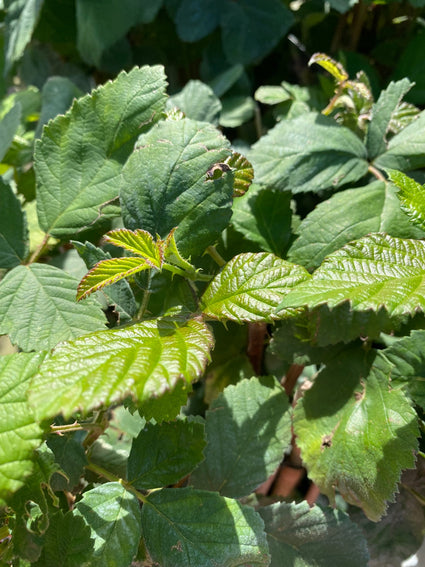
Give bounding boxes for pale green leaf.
[35,66,167,238]
[120,117,232,257]
[0,352,46,506]
[162,228,198,279]
[280,233,425,317]
[191,376,291,498]
[29,317,213,421]
[0,263,106,351]
[167,80,222,125]
[106,228,162,266]
[32,510,93,567]
[141,487,270,566]
[387,169,425,232]
[250,112,369,193]
[294,348,418,521]
[35,76,82,138]
[288,181,425,270]
[0,102,21,161]
[128,419,206,489]
[259,501,369,567]
[309,53,349,82]
[219,95,256,128]
[366,79,413,159]
[220,0,294,65]
[0,179,28,268]
[232,184,293,256]
[374,110,425,171]
[75,482,141,567]
[4,0,44,73]
[200,252,310,322]
[77,256,152,300]
[254,85,292,105]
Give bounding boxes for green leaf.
[224,151,254,197]
[0,263,106,351]
[232,184,293,255]
[35,76,82,138]
[0,179,28,268]
[0,352,46,506]
[35,66,167,238]
[72,240,137,323]
[255,85,292,105]
[29,317,213,421]
[259,501,369,567]
[280,233,425,317]
[0,102,21,161]
[378,330,425,410]
[374,110,425,171]
[294,348,418,521]
[75,482,141,567]
[4,0,44,73]
[250,112,368,193]
[219,94,256,128]
[309,52,349,82]
[32,510,94,567]
[167,80,222,125]
[128,419,206,489]
[392,30,425,105]
[174,0,220,43]
[288,181,425,270]
[120,117,232,257]
[106,228,163,264]
[76,0,163,66]
[77,257,152,301]
[200,252,310,323]
[387,169,425,232]
[141,487,270,566]
[220,0,294,65]
[46,436,87,491]
[138,380,191,422]
[366,78,413,160]
[191,376,291,498]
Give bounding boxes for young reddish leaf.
[223,151,254,197]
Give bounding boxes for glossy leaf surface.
[387,169,425,232]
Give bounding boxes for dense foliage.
[2,1,425,565]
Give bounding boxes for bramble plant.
[3,1,425,566]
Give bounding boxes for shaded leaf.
[250,112,368,193]
[0,352,46,506]
[280,233,425,317]
[29,317,213,421]
[200,252,310,323]
[35,66,167,238]
[0,102,21,161]
[167,79,222,125]
[138,380,191,422]
[288,181,425,270]
[35,76,82,138]
[142,487,270,566]
[46,436,87,491]
[0,263,106,351]
[232,184,293,255]
[387,169,425,232]
[0,179,28,268]
[260,500,369,567]
[75,482,141,567]
[294,348,418,520]
[4,0,44,73]
[128,419,205,489]
[174,0,220,43]
[191,376,291,498]
[120,117,232,257]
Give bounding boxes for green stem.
[206,245,226,268]
[26,233,50,265]
[85,462,147,503]
[368,164,386,182]
[136,271,153,319]
[50,422,101,434]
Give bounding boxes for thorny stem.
[368,164,386,182]
[85,462,148,504]
[26,233,50,265]
[82,409,109,449]
[50,421,102,434]
[206,245,226,267]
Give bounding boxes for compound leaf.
[250,112,368,193]
[127,419,206,489]
[200,252,310,322]
[288,181,425,270]
[120,117,232,257]
[0,179,28,268]
[75,482,141,567]
[0,352,46,506]
[280,233,425,317]
[259,501,369,567]
[294,348,418,521]
[141,488,270,567]
[387,169,425,232]
[35,66,167,238]
[29,317,213,421]
[191,376,292,498]
[0,263,106,351]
